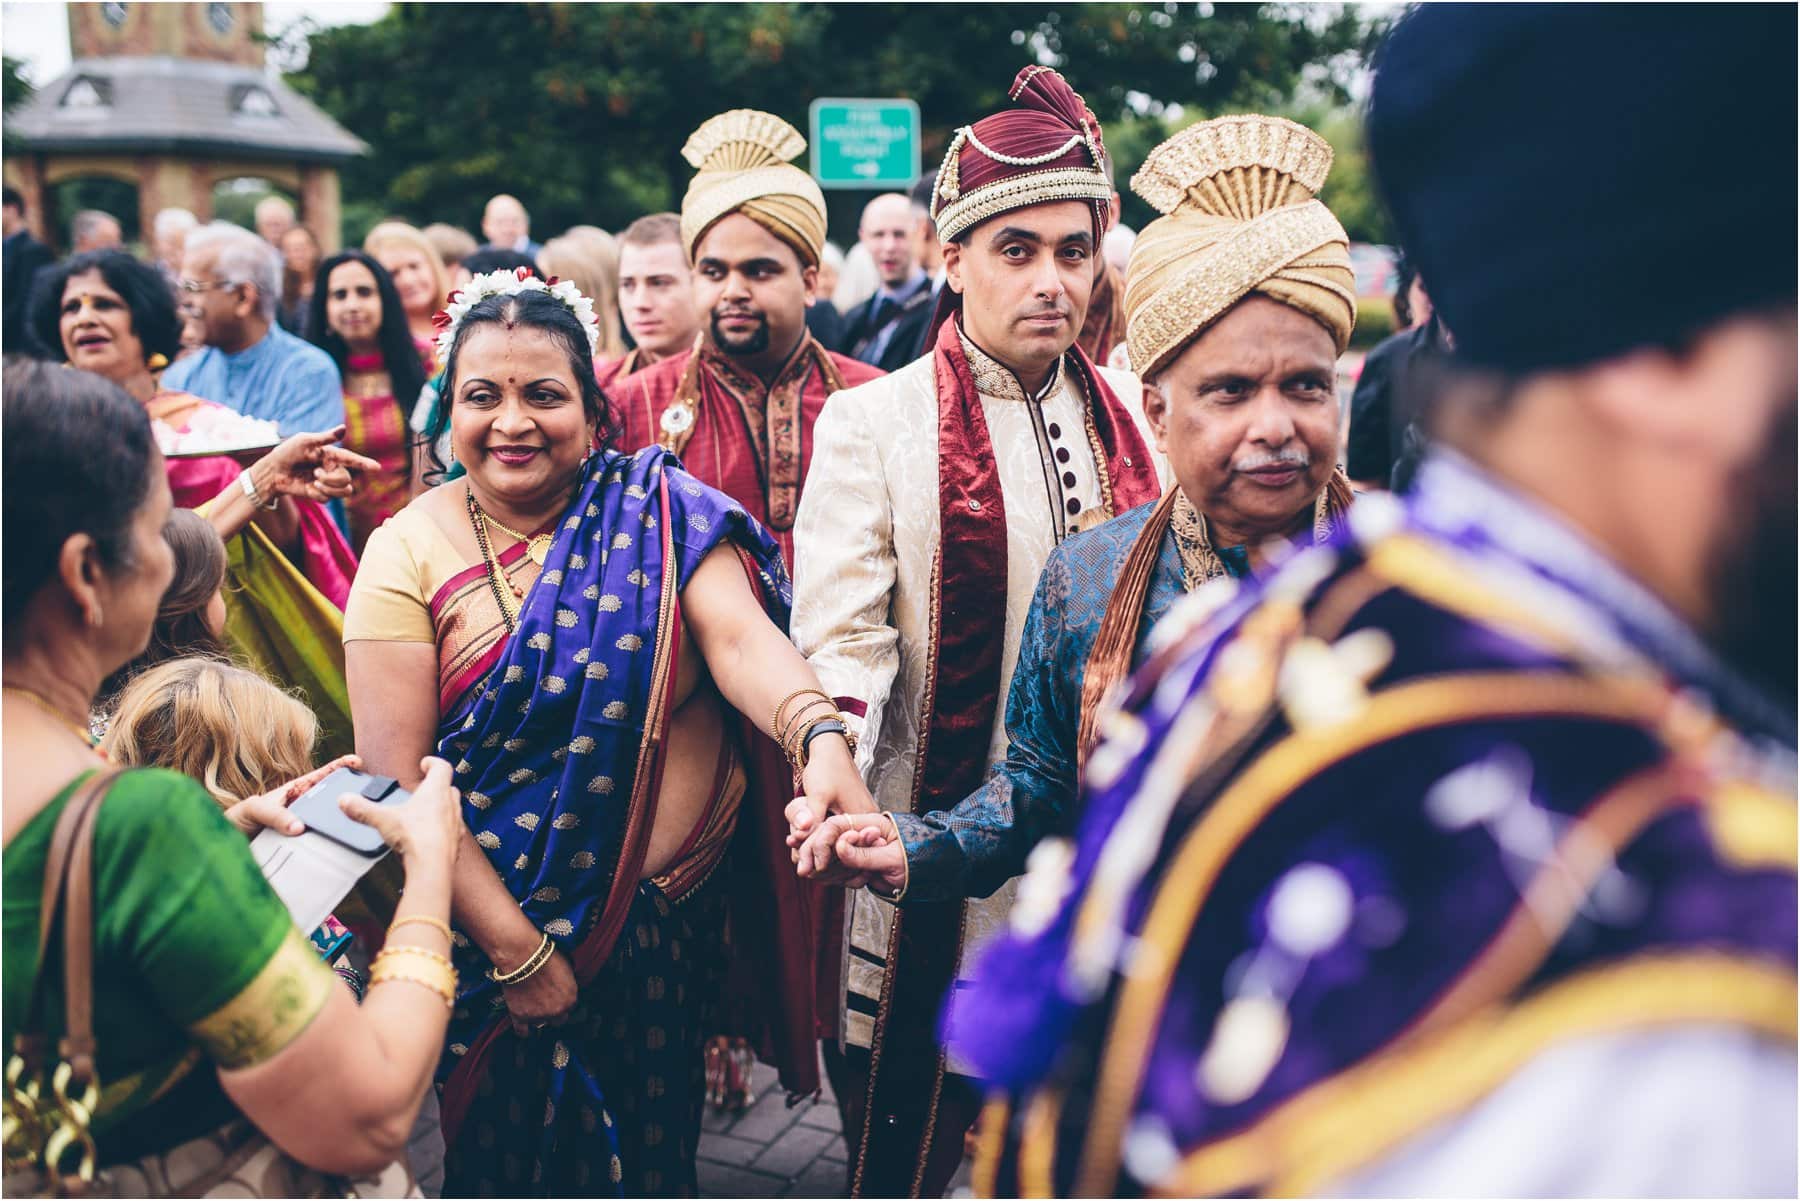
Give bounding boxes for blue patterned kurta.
[890,501,1190,901]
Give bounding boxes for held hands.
[784,731,876,856]
[793,812,909,894]
[248,425,382,504]
[780,731,905,892]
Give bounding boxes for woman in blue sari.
[344,272,875,1196]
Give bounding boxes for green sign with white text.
[809,98,921,189]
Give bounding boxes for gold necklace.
[3,686,103,752]
[471,499,554,566]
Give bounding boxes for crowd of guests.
[2,6,1794,1200]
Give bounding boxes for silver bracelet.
[237,469,279,510]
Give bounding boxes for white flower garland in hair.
[432,266,600,364]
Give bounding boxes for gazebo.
[3,1,365,251]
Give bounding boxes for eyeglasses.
[176,278,242,295]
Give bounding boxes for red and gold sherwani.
[609,334,884,565]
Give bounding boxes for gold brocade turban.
[1125,116,1356,379]
[679,110,827,269]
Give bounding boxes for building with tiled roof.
[3,1,365,251]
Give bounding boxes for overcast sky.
[1,1,390,83]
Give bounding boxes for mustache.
[712,305,765,322]
[1234,448,1312,473]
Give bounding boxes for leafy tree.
[3,55,33,155]
[2,55,31,114]
[287,3,1389,245]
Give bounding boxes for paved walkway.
[697,1059,848,1198]
[697,1056,975,1198]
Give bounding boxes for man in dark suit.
[841,192,936,371]
[3,187,55,355]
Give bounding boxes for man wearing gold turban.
[608,109,883,566]
[792,113,1356,947]
[793,118,1357,1192]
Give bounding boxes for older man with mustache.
[798,112,1355,924]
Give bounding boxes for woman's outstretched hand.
[248,425,383,504]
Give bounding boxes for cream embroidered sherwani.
[791,336,1166,1074]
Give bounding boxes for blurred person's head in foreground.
[2,359,173,686]
[1370,2,1797,709]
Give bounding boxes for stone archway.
[40,160,143,253]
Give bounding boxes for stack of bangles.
[488,931,557,987]
[368,914,458,1010]
[771,688,858,773]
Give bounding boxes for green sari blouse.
[2,768,334,1161]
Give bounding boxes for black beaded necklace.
[466,485,522,633]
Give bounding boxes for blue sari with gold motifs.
[433,446,789,1196]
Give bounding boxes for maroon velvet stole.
[852,318,1160,1195]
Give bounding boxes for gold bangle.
[770,688,813,738]
[368,964,457,1010]
[487,932,554,985]
[387,915,454,943]
[772,688,834,740]
[370,950,453,979]
[776,696,836,750]
[777,698,838,756]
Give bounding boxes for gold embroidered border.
[1070,669,1678,1194]
[188,926,334,1070]
[935,168,1112,243]
[1159,953,1798,1197]
[1126,202,1352,379]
